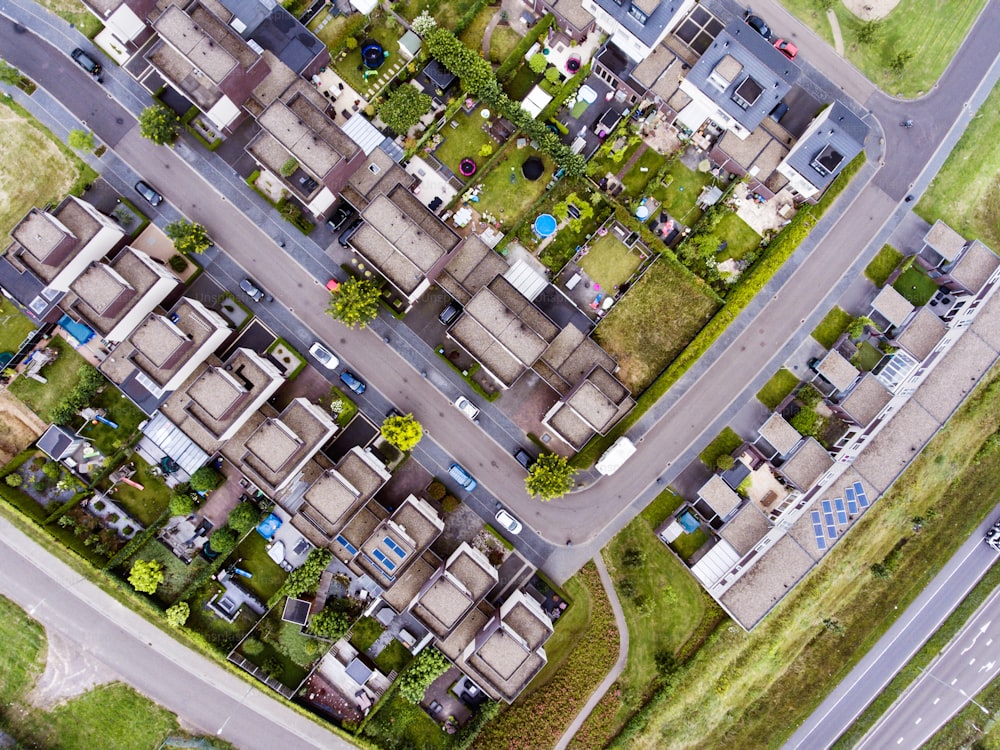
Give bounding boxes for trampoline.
[522,155,544,180]
[361,40,387,69]
[678,510,700,534]
[534,213,557,237]
[566,56,581,73]
[459,158,477,177]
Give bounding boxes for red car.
[773,38,798,60]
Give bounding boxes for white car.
[495,508,522,535]
[454,396,480,421]
[985,522,1000,551]
[308,342,339,369]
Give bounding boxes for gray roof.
[685,21,799,133]
[218,0,325,73]
[37,425,79,461]
[141,411,210,474]
[781,101,867,191]
[590,0,687,49]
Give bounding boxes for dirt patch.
[0,390,47,465]
[25,629,120,709]
[841,0,901,21]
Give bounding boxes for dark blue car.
[340,370,366,394]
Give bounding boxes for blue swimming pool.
[534,213,557,238]
[678,510,700,534]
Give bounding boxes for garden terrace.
[470,144,556,232]
[432,109,496,178]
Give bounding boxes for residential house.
[99,297,231,413]
[407,543,498,640]
[1,198,126,321]
[37,424,104,475]
[812,349,860,395]
[776,101,867,201]
[582,0,693,63]
[754,412,802,460]
[697,474,741,522]
[831,373,892,428]
[870,285,914,333]
[436,235,509,305]
[775,437,833,491]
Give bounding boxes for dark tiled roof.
[782,101,867,190]
[590,0,687,48]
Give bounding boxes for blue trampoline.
[678,510,700,534]
[534,213,557,238]
[256,512,281,540]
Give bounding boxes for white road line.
[970,658,977,665]
[952,678,958,685]
[915,717,922,725]
[933,697,941,705]
[897,738,904,744]
[988,639,994,646]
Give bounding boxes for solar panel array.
[855,481,870,507]
[821,499,837,540]
[835,497,848,526]
[811,511,827,550]
[811,482,875,552]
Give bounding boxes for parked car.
[70,48,102,80]
[769,101,789,123]
[239,278,265,302]
[340,370,366,394]
[514,448,535,470]
[448,463,477,492]
[134,180,163,207]
[338,218,363,247]
[438,301,462,325]
[495,508,523,535]
[985,521,1000,551]
[454,396,480,421]
[328,204,355,230]
[773,38,798,60]
[308,342,339,369]
[745,13,772,40]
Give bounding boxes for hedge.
[496,14,554,82]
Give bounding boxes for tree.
[525,452,576,500]
[169,491,196,517]
[528,53,548,74]
[326,276,381,329]
[165,219,212,255]
[68,129,95,151]
[857,20,882,45]
[478,143,493,158]
[227,502,259,535]
[189,465,223,492]
[381,414,424,451]
[138,104,179,145]
[398,647,450,703]
[129,559,165,594]
[5,473,23,487]
[544,65,562,84]
[889,50,914,75]
[270,548,333,606]
[309,607,350,640]
[209,526,239,555]
[165,601,190,628]
[412,10,437,36]
[377,84,433,135]
[553,193,594,233]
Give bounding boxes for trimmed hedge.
[496,14,554,82]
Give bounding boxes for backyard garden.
[99,456,172,527]
[431,108,496,176]
[577,233,647,292]
[468,142,557,231]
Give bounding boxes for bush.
[242,636,264,656]
[622,547,647,568]
[279,157,298,177]
[189,466,223,492]
[168,492,196,517]
[209,526,239,555]
[227,501,259,535]
[5,473,23,487]
[715,454,735,471]
[398,647,450,703]
[168,254,189,272]
[426,481,446,501]
[441,495,461,513]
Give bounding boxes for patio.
[422,667,472,726]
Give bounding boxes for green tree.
[553,192,594,233]
[544,65,562,84]
[479,143,493,158]
[270,549,333,606]
[528,52,548,74]
[889,50,914,75]
[68,129,95,151]
[227,502,259,535]
[857,20,882,45]
[309,607,350,640]
[129,559,165,594]
[525,452,576,500]
[165,219,212,255]
[168,492,196,517]
[189,465,223,492]
[377,85,433,135]
[208,526,239,555]
[5,473,23,487]
[138,104,179,145]
[165,601,190,627]
[326,276,381,329]
[381,414,424,451]
[398,647,450,703]
[411,10,437,36]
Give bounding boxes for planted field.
[595,259,720,392]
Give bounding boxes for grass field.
[865,244,903,287]
[363,690,452,750]
[918,81,1000,248]
[476,145,555,230]
[0,305,37,353]
[75,386,146,455]
[777,0,986,98]
[458,5,496,52]
[715,212,761,262]
[812,306,853,348]
[620,148,668,199]
[757,368,800,409]
[105,455,171,526]
[396,0,481,24]
[8,336,89,422]
[331,25,401,95]
[489,26,522,64]
[0,594,46,704]
[0,101,97,237]
[125,535,206,605]
[893,263,937,305]
[229,531,287,602]
[698,426,743,468]
[595,259,720,392]
[652,161,714,221]
[609,362,1000,749]
[432,110,495,176]
[578,233,644,290]
[373,638,412,674]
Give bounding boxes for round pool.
[635,205,650,220]
[534,213,557,237]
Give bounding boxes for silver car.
[239,278,264,302]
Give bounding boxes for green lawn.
[0,305,37,354]
[893,263,938,305]
[758,368,800,410]
[306,8,352,49]
[243,637,309,689]
[374,639,413,675]
[865,244,904,287]
[331,25,402,95]
[714,212,760,261]
[852,341,884,371]
[812,306,853,348]
[0,594,46,704]
[620,148,668,198]
[651,160,714,221]
[578,233,644,290]
[699,427,743,468]
[433,110,495,176]
[489,26,523,64]
[476,146,555,231]
[396,0,482,25]
[918,81,1000,249]
[595,259,721,392]
[668,526,709,563]
[505,64,539,100]
[104,455,171,526]
[229,531,287,602]
[350,616,384,652]
[319,386,358,428]
[75,386,146,455]
[459,5,496,52]
[125,536,206,605]
[8,336,89,422]
[777,0,986,98]
[588,139,644,182]
[363,691,452,750]
[186,581,257,654]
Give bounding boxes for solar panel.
[854,482,870,508]
[821,500,837,538]
[336,534,358,556]
[835,497,848,525]
[383,537,407,559]
[811,511,827,550]
[847,493,859,515]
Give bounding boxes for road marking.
[933,697,941,704]
[961,621,991,654]
[915,717,922,725]
[988,639,994,646]
[897,737,905,744]
[970,658,977,665]
[952,678,958,685]
[980,661,995,673]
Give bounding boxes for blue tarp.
[256,513,281,540]
[58,315,94,344]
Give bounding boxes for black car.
[745,13,772,40]
[514,448,535,470]
[338,218,363,247]
[438,301,462,325]
[134,180,164,207]
[70,48,102,79]
[328,204,356,230]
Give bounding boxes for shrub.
[279,157,298,177]
[168,254,189,272]
[227,501,260,535]
[487,548,505,567]
[189,466,223,492]
[426,481,446,501]
[309,607,350,640]
[209,526,239,555]
[5,473,22,487]
[441,495,461,513]
[168,492,196,517]
[398,647,450,703]
[715,454,735,471]
[528,53,548,74]
[621,547,647,568]
[242,636,264,656]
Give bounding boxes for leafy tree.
[209,526,239,555]
[479,143,493,158]
[228,502,259,535]
[847,315,875,339]
[5,473,23,487]
[41,461,61,480]
[0,61,20,85]
[129,559,165,594]
[544,65,562,84]
[377,84,433,135]
[189,465,223,492]
[889,50,914,75]
[242,636,264,656]
[326,276,381,329]
[138,104,179,145]
[870,562,891,580]
[528,53,548,74]
[68,129,95,151]
[168,492,196,517]
[553,192,594,233]
[525,452,576,500]
[857,20,882,45]
[716,454,735,471]
[345,36,358,50]
[381,414,424,451]
[398,647,450,703]
[165,601,190,627]
[309,607,350,640]
[621,547,646,568]
[165,219,212,255]
[412,10,437,35]
[270,548,333,606]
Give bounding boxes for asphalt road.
[784,523,1000,749]
[858,581,1000,749]
[0,516,355,749]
